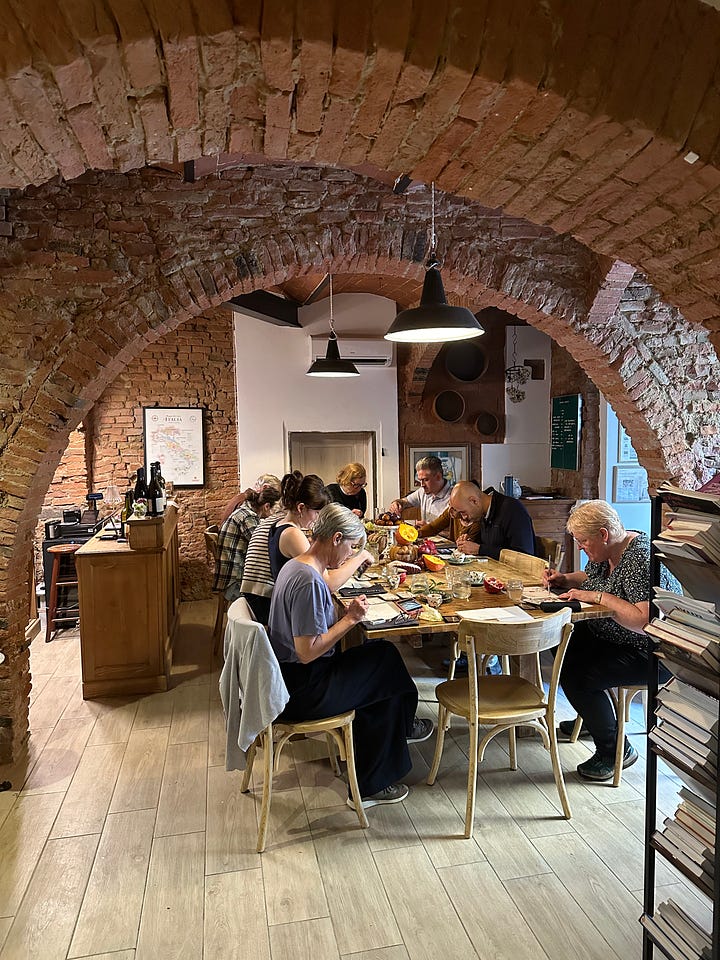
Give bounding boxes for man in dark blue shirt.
[450,481,536,559]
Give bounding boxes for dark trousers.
[278,640,418,797]
[560,621,663,756]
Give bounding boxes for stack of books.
[653,482,720,602]
[650,678,717,898]
[646,590,720,696]
[641,898,712,959]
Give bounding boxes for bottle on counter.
[134,466,149,501]
[147,464,165,517]
[151,461,166,512]
[120,490,134,538]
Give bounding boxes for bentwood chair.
[204,524,227,656]
[223,600,369,852]
[498,548,548,580]
[427,608,574,838]
[569,685,647,786]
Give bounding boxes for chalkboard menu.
[551,394,581,470]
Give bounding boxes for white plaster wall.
[482,326,552,491]
[600,400,651,535]
[233,300,400,504]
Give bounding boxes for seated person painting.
[388,456,453,525]
[268,503,433,809]
[546,499,663,782]
[448,481,536,559]
[213,482,282,602]
[327,462,368,518]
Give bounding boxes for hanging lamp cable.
[328,273,337,340]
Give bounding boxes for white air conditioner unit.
[310,337,395,367]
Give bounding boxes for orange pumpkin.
[422,554,446,573]
[395,523,419,546]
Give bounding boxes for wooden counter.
[521,497,575,571]
[75,507,181,699]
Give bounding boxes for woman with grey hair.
[268,503,432,809]
[545,499,661,782]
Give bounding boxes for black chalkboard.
[551,394,581,470]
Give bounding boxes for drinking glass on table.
[506,579,523,603]
[386,570,401,591]
[452,574,471,601]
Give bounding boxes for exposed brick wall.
[87,307,237,600]
[1,3,720,344]
[550,345,600,501]
[0,166,718,765]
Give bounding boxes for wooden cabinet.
[76,508,180,699]
[521,497,575,571]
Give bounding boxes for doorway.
[288,431,378,517]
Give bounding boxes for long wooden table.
[345,556,612,643]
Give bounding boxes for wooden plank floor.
[0,600,710,959]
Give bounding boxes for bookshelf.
[642,483,720,960]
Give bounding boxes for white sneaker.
[347,782,409,810]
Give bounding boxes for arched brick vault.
[1,1,720,340]
[0,163,718,762]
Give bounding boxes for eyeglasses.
[350,480,367,488]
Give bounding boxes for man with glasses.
[327,462,368,518]
[388,455,453,524]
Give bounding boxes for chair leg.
[426,705,448,785]
[212,594,226,657]
[508,725,517,771]
[464,717,478,839]
[613,689,627,788]
[256,731,274,853]
[343,726,369,829]
[326,732,342,777]
[548,721,572,818]
[569,716,583,743]
[240,738,257,793]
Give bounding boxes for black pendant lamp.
[385,183,484,344]
[306,274,360,378]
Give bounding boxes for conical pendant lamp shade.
[384,266,484,343]
[306,335,360,377]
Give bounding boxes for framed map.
[143,407,205,487]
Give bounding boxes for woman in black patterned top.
[545,500,657,782]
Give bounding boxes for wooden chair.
[224,602,369,852]
[427,608,574,838]
[537,536,562,566]
[204,525,227,656]
[45,543,81,643]
[568,685,647,787]
[499,548,548,580]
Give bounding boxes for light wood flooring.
[0,600,711,959]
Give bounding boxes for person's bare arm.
[279,526,311,560]
[323,549,375,592]
[294,597,368,663]
[543,569,588,591]
[558,589,649,634]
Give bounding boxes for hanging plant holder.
[504,326,531,403]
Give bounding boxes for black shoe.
[557,719,592,741]
[577,740,638,781]
[407,718,434,743]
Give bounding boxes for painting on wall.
[406,445,470,489]
[612,465,649,503]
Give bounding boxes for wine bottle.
[152,461,166,511]
[134,466,148,501]
[120,490,133,538]
[147,464,164,517]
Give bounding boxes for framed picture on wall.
[617,423,638,463]
[406,444,470,490]
[143,406,205,487]
[612,465,649,503]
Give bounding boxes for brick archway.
[1,162,718,761]
[1,0,720,347]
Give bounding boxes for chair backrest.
[536,536,561,564]
[459,607,572,658]
[205,526,220,563]
[499,548,548,579]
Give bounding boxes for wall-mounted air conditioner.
[310,337,395,367]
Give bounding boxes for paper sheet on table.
[522,586,557,603]
[459,606,534,623]
[363,601,402,623]
[366,594,397,605]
